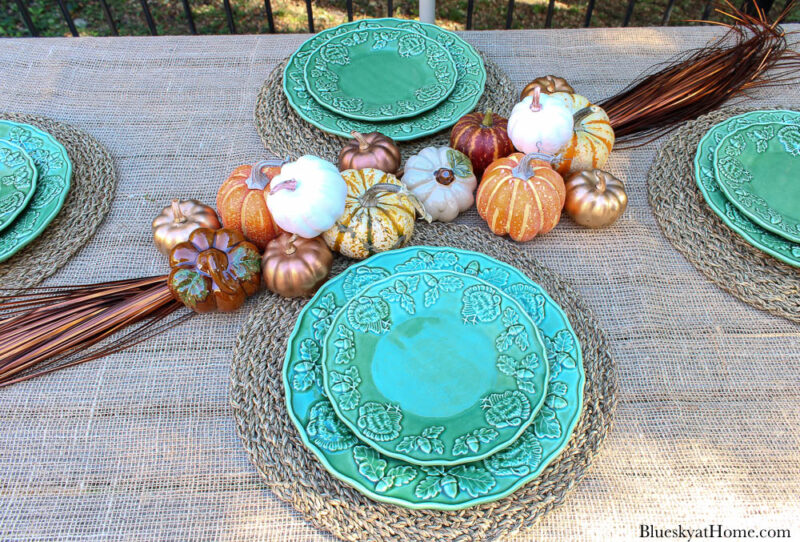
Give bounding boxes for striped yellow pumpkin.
[476,153,565,242]
[548,92,615,176]
[323,168,428,260]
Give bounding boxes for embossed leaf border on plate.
[283,246,584,510]
[319,270,549,466]
[694,109,800,267]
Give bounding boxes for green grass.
[2,0,798,37]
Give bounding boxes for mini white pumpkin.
[267,155,347,238]
[507,87,574,155]
[401,147,477,222]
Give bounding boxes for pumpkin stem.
[361,182,432,223]
[595,171,607,192]
[285,233,298,256]
[170,199,186,224]
[573,106,594,129]
[269,179,298,195]
[529,87,542,112]
[247,159,285,190]
[351,131,370,151]
[513,152,556,178]
[434,168,456,186]
[481,110,494,127]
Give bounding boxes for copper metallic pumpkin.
[564,169,627,228]
[216,159,283,250]
[338,131,402,174]
[449,110,514,179]
[262,233,333,298]
[168,228,261,313]
[520,75,575,99]
[152,199,221,257]
[476,153,566,242]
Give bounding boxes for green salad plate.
[321,270,549,466]
[713,111,800,243]
[0,120,72,263]
[695,110,800,267]
[0,140,37,232]
[283,18,486,141]
[284,247,584,510]
[304,28,458,122]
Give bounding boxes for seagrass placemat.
[647,108,800,324]
[230,222,616,542]
[0,113,116,290]
[254,53,516,163]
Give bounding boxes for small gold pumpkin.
[152,199,221,257]
[520,75,575,99]
[322,168,430,260]
[564,169,627,228]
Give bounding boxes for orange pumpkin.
[216,159,283,251]
[547,92,615,176]
[476,153,565,242]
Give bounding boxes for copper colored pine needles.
[0,277,188,387]
[600,0,800,145]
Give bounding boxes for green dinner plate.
[283,18,486,141]
[0,140,37,232]
[694,110,800,267]
[284,246,584,510]
[713,112,800,243]
[321,270,549,466]
[304,28,458,122]
[0,121,72,263]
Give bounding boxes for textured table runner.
[1,27,799,541]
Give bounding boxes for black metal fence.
[11,0,784,37]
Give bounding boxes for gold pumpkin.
[548,92,615,177]
[323,168,430,260]
[262,233,333,298]
[520,75,574,99]
[152,199,221,257]
[564,169,627,228]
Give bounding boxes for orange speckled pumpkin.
[547,92,615,176]
[216,159,283,250]
[476,153,566,242]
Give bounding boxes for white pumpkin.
[401,147,477,222]
[267,155,347,238]
[507,87,574,155]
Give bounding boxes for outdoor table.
[1,25,799,540]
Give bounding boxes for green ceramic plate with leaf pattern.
[0,120,72,263]
[321,270,548,466]
[283,18,486,141]
[304,28,457,122]
[694,110,800,267]
[713,112,800,243]
[0,140,37,232]
[283,247,584,510]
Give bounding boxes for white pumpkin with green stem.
[401,147,477,222]
[507,87,574,155]
[267,155,348,238]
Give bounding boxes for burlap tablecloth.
[1,26,798,540]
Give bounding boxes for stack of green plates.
[283,18,486,141]
[284,246,585,510]
[694,110,800,267]
[0,120,72,263]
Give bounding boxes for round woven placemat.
[254,53,516,162]
[0,113,116,290]
[230,222,616,542]
[647,108,800,324]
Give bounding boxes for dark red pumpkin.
[449,110,514,180]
